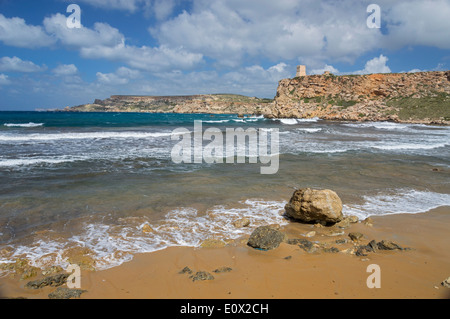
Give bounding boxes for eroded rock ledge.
[270,71,450,124]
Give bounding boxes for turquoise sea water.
[0,111,449,270]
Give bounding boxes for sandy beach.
[1,206,449,300]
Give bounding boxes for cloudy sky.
[0,0,449,110]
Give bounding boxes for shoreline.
[1,206,449,299]
[51,109,450,126]
[3,110,447,126]
[26,109,450,126]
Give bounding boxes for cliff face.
[271,71,450,124]
[67,94,273,115]
[66,71,450,124]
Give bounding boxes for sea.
[0,111,449,271]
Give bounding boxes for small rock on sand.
[48,287,87,299]
[142,224,153,233]
[348,232,364,242]
[288,238,318,253]
[377,240,403,250]
[325,230,345,237]
[323,247,339,253]
[25,273,70,289]
[179,266,193,275]
[363,217,374,227]
[213,266,232,273]
[335,215,359,228]
[232,218,250,228]
[190,271,214,282]
[247,225,286,250]
[304,231,316,237]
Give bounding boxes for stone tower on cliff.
[296,65,306,77]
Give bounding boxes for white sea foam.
[1,199,288,271]
[0,131,174,142]
[297,117,319,122]
[278,117,320,125]
[295,128,322,133]
[0,156,87,167]
[244,115,265,122]
[3,122,44,127]
[371,142,448,151]
[343,189,450,220]
[279,119,298,125]
[342,121,418,131]
[247,115,265,119]
[309,148,350,153]
[203,120,231,123]
[5,190,449,271]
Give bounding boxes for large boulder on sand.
[284,188,343,224]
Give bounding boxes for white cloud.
[149,0,450,68]
[352,54,391,75]
[81,43,203,72]
[400,62,447,74]
[151,0,176,21]
[75,0,177,20]
[75,0,144,12]
[2,1,450,72]
[147,62,291,97]
[237,62,291,83]
[309,55,392,76]
[0,73,11,85]
[309,64,340,75]
[151,7,249,67]
[115,66,141,79]
[0,56,46,73]
[40,13,203,73]
[3,1,450,110]
[96,72,129,85]
[407,69,423,73]
[96,67,141,85]
[151,0,382,66]
[52,64,78,76]
[0,14,55,48]
[86,61,289,99]
[51,64,84,85]
[384,0,450,50]
[43,14,125,48]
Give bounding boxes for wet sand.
[1,206,449,299]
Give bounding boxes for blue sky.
[0,0,449,110]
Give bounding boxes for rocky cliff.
[270,71,450,124]
[65,71,450,124]
[66,94,273,116]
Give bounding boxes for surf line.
[170,120,279,174]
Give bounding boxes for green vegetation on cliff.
[274,70,450,124]
[386,92,450,121]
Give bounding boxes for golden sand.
[1,207,449,299]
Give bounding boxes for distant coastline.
[60,70,450,125]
